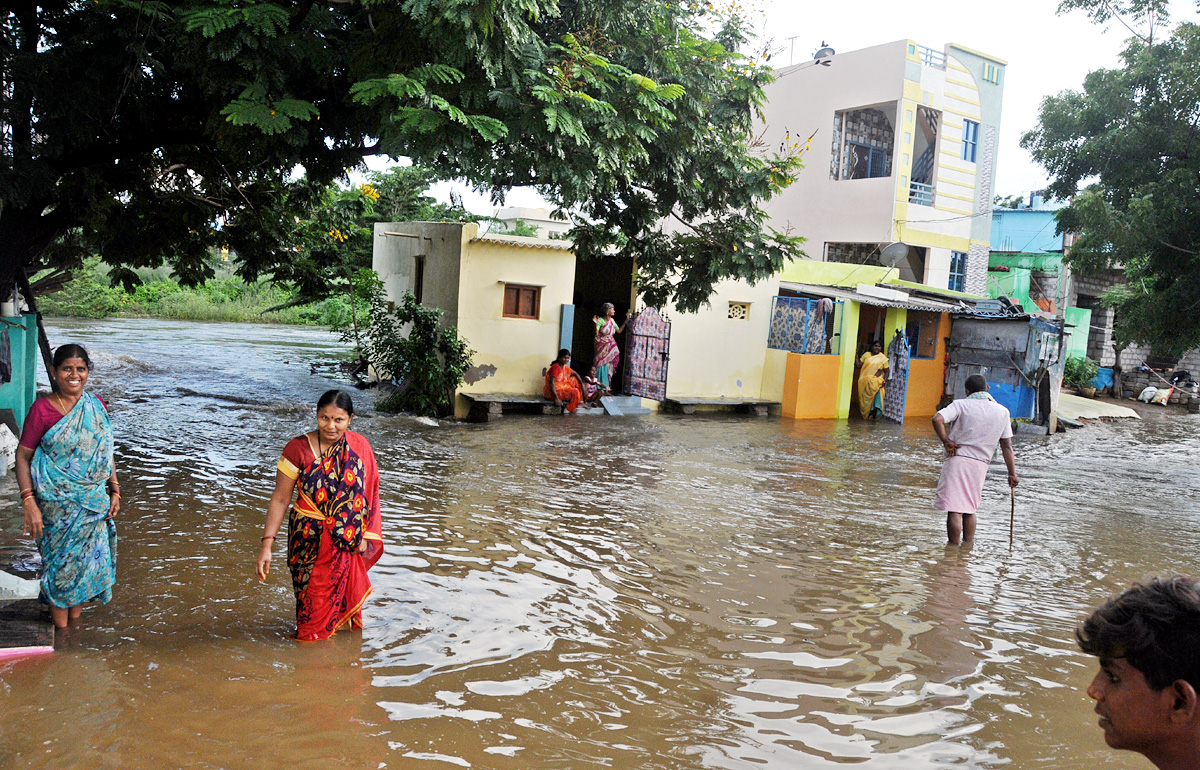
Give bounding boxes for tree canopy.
[1022,19,1200,356]
[2,0,801,313]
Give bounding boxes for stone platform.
[0,544,53,659]
[662,397,779,417]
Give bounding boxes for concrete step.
[602,395,653,415]
[0,570,39,600]
[0,547,52,659]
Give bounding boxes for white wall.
[760,41,908,256]
[372,222,472,326]
[666,276,780,399]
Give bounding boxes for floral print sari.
[593,316,621,389]
[278,431,382,641]
[30,392,116,608]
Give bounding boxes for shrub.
[37,257,130,317]
[132,279,181,306]
[1064,355,1099,389]
[325,269,377,356]
[355,274,473,418]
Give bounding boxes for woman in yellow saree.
[855,340,889,419]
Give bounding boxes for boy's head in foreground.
[1078,576,1200,769]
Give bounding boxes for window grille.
[847,142,891,179]
[728,302,751,320]
[767,297,842,355]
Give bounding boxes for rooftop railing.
[915,44,946,69]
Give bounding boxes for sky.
[372,0,1190,216]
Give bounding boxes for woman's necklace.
[54,393,72,415]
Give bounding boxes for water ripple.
[0,318,1187,770]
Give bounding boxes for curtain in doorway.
[882,330,910,424]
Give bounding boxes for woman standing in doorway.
[855,340,890,419]
[592,302,631,392]
[16,344,119,629]
[256,390,383,641]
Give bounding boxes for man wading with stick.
[931,374,1019,544]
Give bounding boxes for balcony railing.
[915,44,946,69]
[909,181,935,207]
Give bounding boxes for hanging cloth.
[0,328,10,384]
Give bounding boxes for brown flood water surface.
[1,317,1197,769]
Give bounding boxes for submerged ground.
[0,317,1194,769]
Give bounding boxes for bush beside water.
[38,257,349,326]
[1064,355,1100,389]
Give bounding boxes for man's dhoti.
[933,456,989,513]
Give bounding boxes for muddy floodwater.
[1,317,1197,769]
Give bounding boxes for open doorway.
[850,304,887,418]
[572,256,636,392]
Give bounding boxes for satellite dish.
[814,42,836,59]
[879,241,909,267]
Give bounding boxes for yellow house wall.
[835,301,861,418]
[906,312,951,417]
[782,352,844,419]
[780,260,895,288]
[453,240,576,415]
[666,276,778,399]
[761,348,788,403]
[883,307,908,346]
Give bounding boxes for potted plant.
[1064,355,1100,397]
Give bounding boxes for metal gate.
[882,329,911,424]
[623,307,671,401]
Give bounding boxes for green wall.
[0,314,39,431]
[1063,306,1092,359]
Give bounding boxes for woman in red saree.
[543,348,582,412]
[256,390,383,641]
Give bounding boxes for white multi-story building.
[762,39,1006,296]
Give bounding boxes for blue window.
[961,120,979,162]
[949,251,968,292]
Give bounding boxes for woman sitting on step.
[544,349,583,413]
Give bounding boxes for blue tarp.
[1092,367,1114,390]
[988,381,1037,420]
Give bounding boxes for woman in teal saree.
[15,344,119,629]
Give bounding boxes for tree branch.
[50,127,209,176]
[289,0,316,32]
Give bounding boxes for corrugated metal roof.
[470,233,573,251]
[779,282,965,313]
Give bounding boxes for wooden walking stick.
[1009,488,1015,546]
